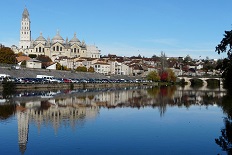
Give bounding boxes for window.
[78,49,79,53]
[43,48,44,52]
[39,47,41,52]
[74,48,76,53]
[60,47,62,51]
[27,46,28,49]
[53,47,55,51]
[56,46,59,51]
[36,48,38,52]
[71,49,73,52]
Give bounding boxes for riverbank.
[0,82,158,91]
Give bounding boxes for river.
[0,85,230,155]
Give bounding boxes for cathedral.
[12,8,100,59]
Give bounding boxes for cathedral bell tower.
[19,8,31,49]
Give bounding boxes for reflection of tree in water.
[157,86,176,117]
[0,104,16,120]
[215,94,232,154]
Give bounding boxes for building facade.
[12,8,100,60]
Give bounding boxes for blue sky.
[1,0,232,59]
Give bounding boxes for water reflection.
[215,94,232,154]
[0,86,228,154]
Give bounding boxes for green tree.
[215,30,232,93]
[0,47,17,64]
[76,66,87,72]
[147,71,160,81]
[28,54,37,59]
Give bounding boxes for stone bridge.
[179,77,222,86]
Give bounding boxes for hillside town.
[0,8,222,79]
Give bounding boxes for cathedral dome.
[52,31,64,44]
[69,33,80,45]
[35,33,46,42]
[35,33,47,45]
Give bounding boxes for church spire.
[22,7,29,20]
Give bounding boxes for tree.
[76,66,87,72]
[216,30,232,57]
[88,66,94,72]
[0,47,17,64]
[160,51,167,72]
[28,54,37,59]
[37,55,52,62]
[160,71,168,82]
[183,55,192,65]
[215,30,232,93]
[56,63,62,70]
[166,68,177,82]
[147,71,160,81]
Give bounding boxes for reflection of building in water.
[16,100,99,154]
[25,100,99,131]
[17,106,29,155]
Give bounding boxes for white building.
[26,59,42,69]
[93,62,110,75]
[12,8,101,60]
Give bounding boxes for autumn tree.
[76,66,87,72]
[166,68,177,82]
[88,66,95,72]
[160,71,168,82]
[147,71,160,81]
[0,47,17,64]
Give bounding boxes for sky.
[1,0,232,59]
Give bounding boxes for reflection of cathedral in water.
[15,86,226,154]
[16,99,99,154]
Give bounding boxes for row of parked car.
[0,76,150,84]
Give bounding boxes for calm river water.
[0,85,231,155]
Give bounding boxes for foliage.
[0,104,15,120]
[56,62,62,70]
[0,47,17,64]
[56,63,69,70]
[183,55,192,63]
[159,69,177,83]
[166,68,176,82]
[37,55,52,62]
[215,95,232,154]
[76,66,87,72]
[147,71,160,81]
[28,54,37,58]
[215,118,232,154]
[147,87,160,97]
[17,52,25,57]
[215,30,232,93]
[2,80,16,99]
[160,71,168,82]
[88,66,95,72]
[159,51,168,72]
[202,60,216,73]
[216,30,232,58]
